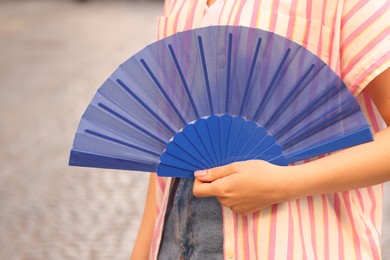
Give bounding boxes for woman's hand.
[193,69,390,216]
[192,160,296,215]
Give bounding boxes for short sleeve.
[155,176,168,210]
[340,0,390,96]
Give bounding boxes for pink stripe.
[287,202,294,260]
[268,204,278,260]
[184,1,199,30]
[355,190,365,210]
[157,14,169,39]
[296,200,308,260]
[343,191,363,260]
[327,3,339,69]
[233,0,247,26]
[155,180,162,215]
[340,2,389,55]
[242,216,250,259]
[364,93,380,132]
[334,194,344,259]
[151,192,169,259]
[367,187,381,259]
[305,1,313,21]
[322,195,330,260]
[222,208,227,260]
[302,0,313,49]
[157,177,166,192]
[163,19,169,38]
[269,0,280,32]
[316,0,326,57]
[307,197,319,260]
[368,188,378,227]
[173,0,186,32]
[350,53,390,93]
[167,0,179,16]
[250,0,261,28]
[341,0,370,29]
[252,212,259,258]
[234,213,239,259]
[227,1,239,25]
[218,0,229,25]
[286,0,299,39]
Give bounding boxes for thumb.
[194,162,239,182]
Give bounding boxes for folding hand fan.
[69,26,373,178]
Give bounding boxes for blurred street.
[0,1,162,259]
[0,0,389,259]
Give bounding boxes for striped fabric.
[151,1,390,259]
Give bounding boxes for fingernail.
[194,170,207,177]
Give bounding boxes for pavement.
[0,1,161,259]
[0,1,388,259]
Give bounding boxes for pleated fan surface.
[69,26,372,178]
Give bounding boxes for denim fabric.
[158,178,224,260]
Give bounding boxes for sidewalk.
[0,1,162,259]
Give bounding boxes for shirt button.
[227,249,234,258]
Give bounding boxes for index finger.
[193,177,220,198]
[194,162,239,182]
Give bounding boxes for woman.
[132,0,390,259]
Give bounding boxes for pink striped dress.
[151,0,390,259]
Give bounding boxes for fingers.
[194,162,240,182]
[193,178,218,198]
[192,162,240,198]
[193,179,257,215]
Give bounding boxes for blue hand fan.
[69,26,373,178]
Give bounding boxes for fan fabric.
[69,26,372,177]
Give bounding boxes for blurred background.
[0,0,388,259]
[0,0,161,259]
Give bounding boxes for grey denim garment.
[158,178,224,260]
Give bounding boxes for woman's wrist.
[277,162,323,202]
